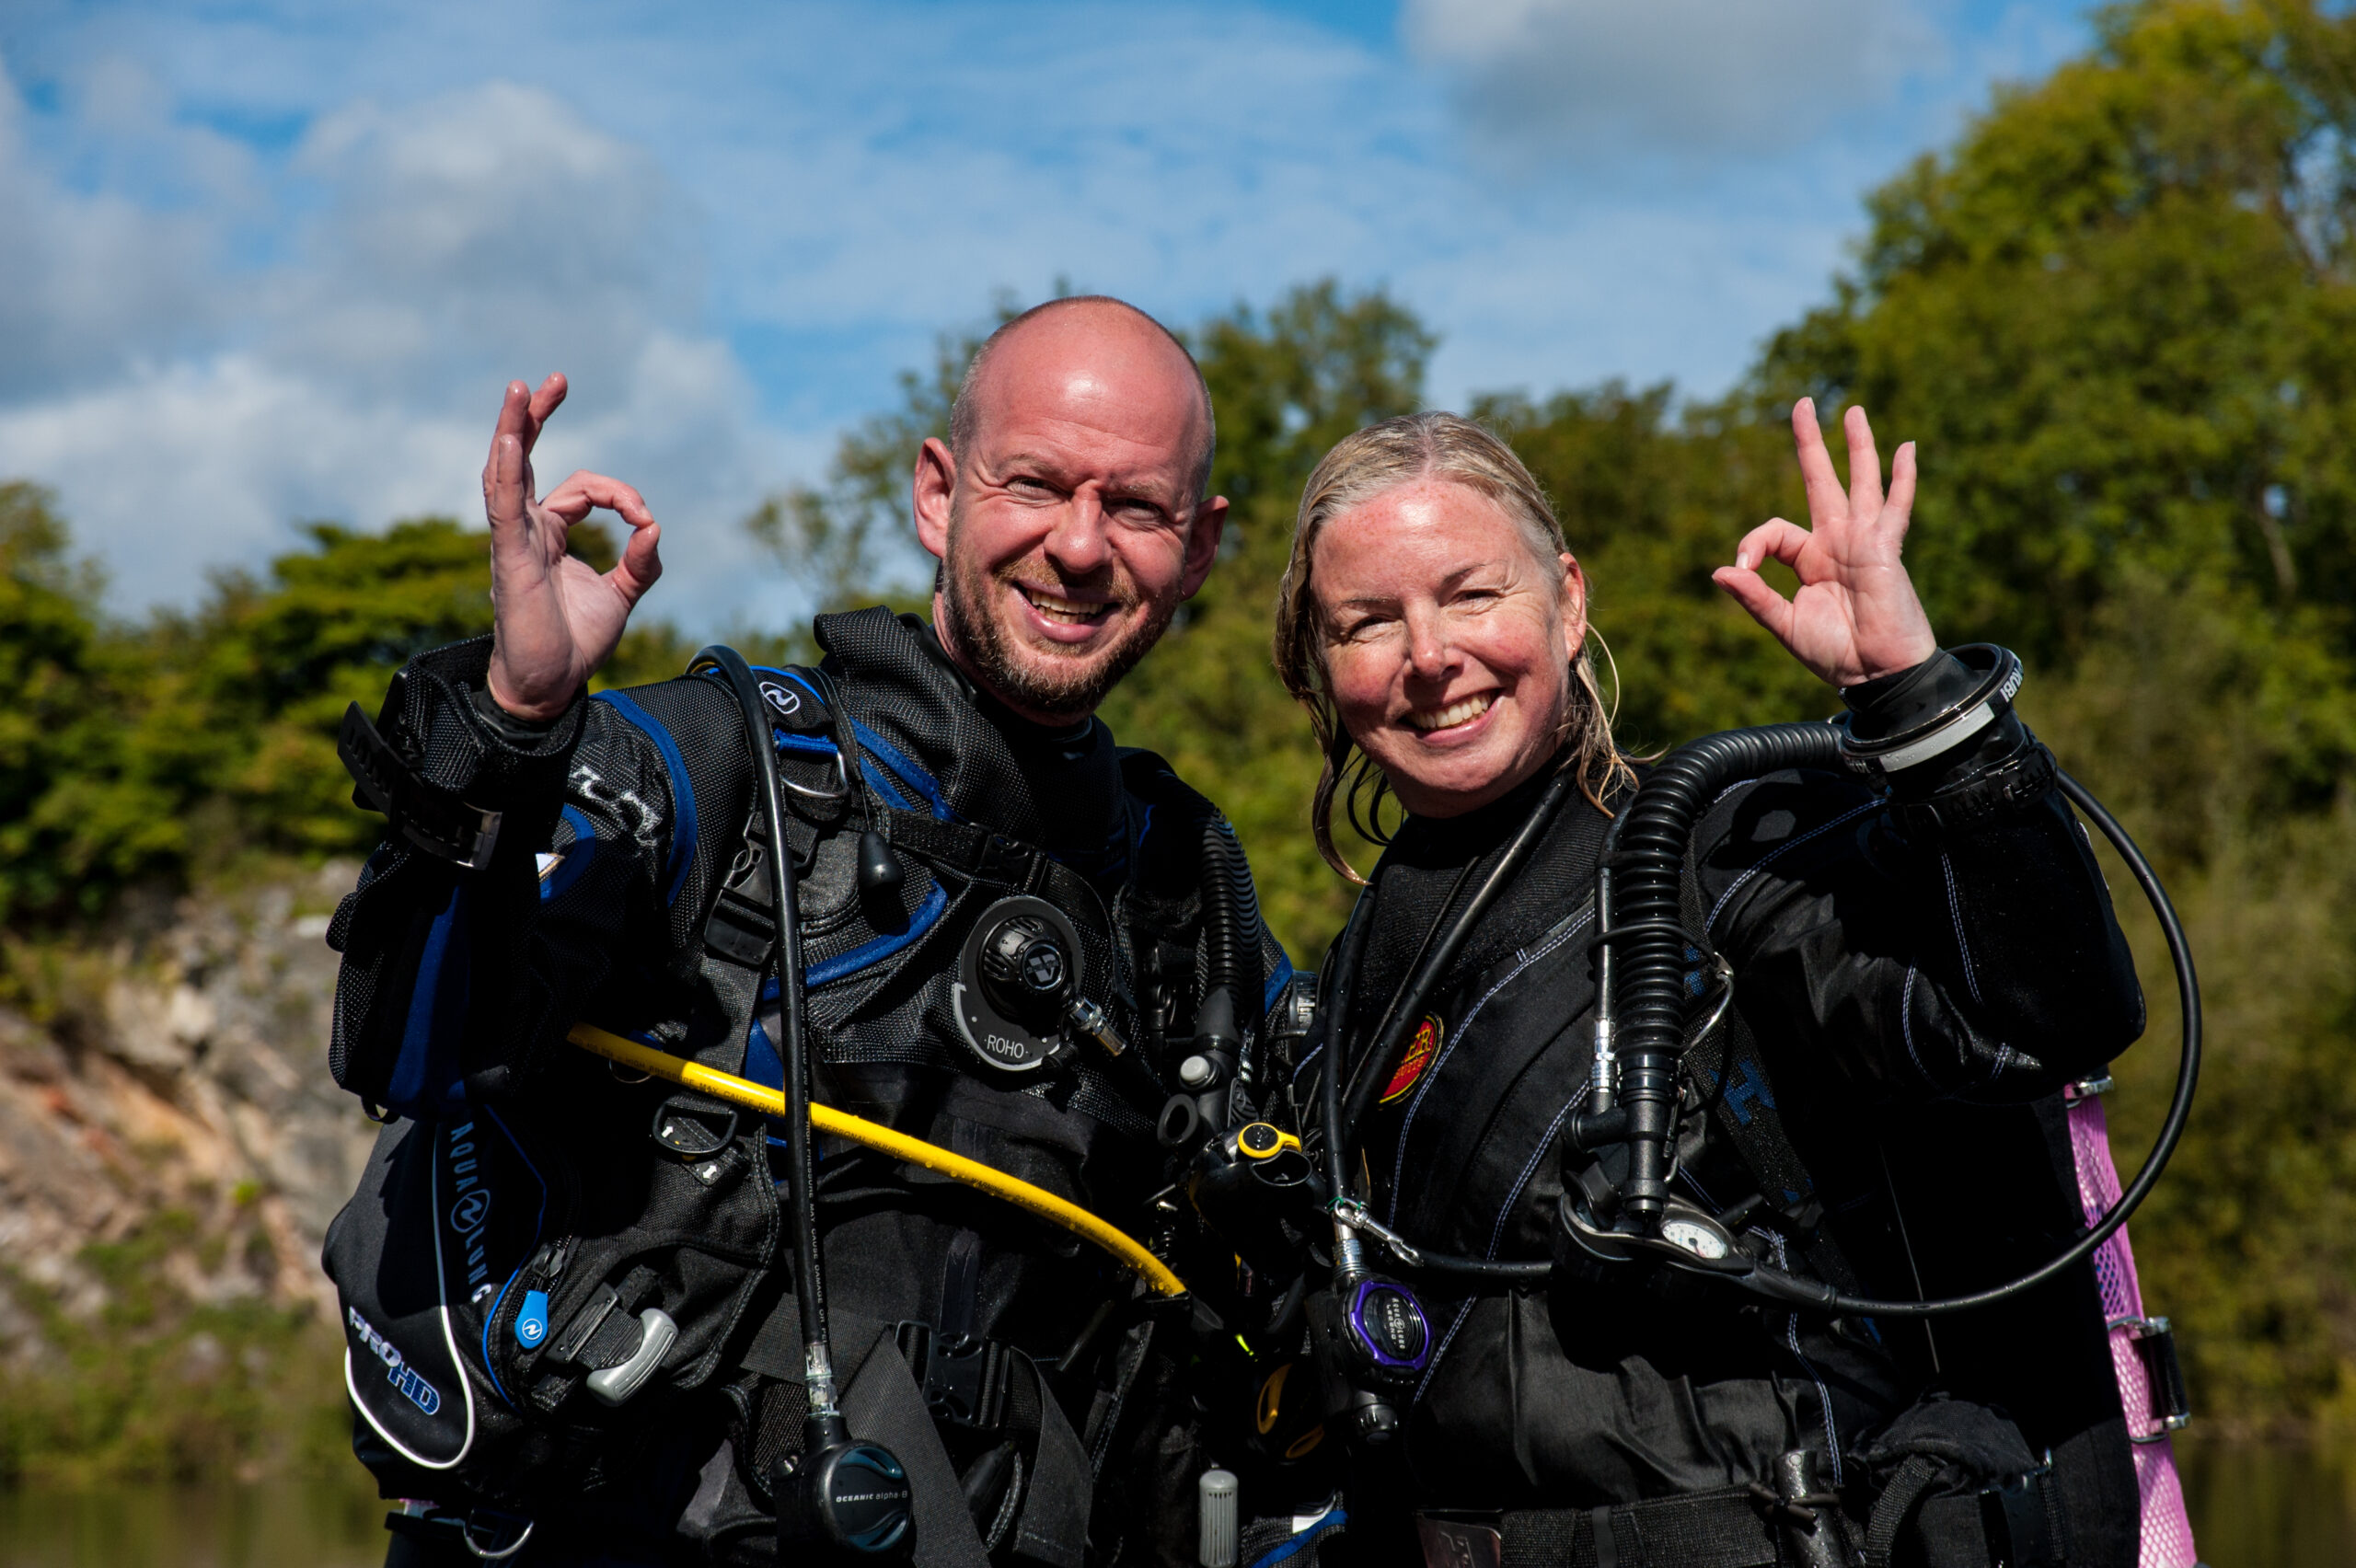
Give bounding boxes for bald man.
[322,298,1302,1567]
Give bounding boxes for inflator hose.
[567,1023,1188,1297]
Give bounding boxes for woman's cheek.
[1325,645,1392,727]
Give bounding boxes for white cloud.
[1403,0,1941,162]
[0,53,234,401]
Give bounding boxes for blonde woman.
[1268,408,2145,1567]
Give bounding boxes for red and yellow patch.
[1380,1015,1444,1103]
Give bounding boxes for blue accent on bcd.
[593,689,698,907]
[1725,1055,1776,1124]
[808,882,950,986]
[1264,948,1297,1016]
[1247,1510,1347,1568]
[538,805,599,901]
[476,1107,551,1408]
[387,879,472,1119]
[515,1290,549,1349]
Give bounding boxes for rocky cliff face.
[0,863,377,1367]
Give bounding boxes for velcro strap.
[1496,1487,1785,1568]
[339,701,503,870]
[887,809,1052,893]
[1892,742,2058,838]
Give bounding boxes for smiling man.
[320,297,1303,1568]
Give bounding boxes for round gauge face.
[1659,1218,1730,1260]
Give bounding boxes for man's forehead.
[965,310,1206,467]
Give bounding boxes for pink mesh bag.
[2065,1085,2199,1567]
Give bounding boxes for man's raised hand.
[481,375,663,721]
[1710,398,1939,687]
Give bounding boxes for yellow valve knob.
[1235,1122,1301,1161]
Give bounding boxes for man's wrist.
[472,683,565,744]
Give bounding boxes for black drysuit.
[325,608,1291,1567]
[1315,662,2148,1565]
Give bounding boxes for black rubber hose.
[1196,815,1262,1047]
[695,647,832,1394]
[1410,750,2200,1323]
[1337,762,1585,1156]
[1595,722,1843,1221]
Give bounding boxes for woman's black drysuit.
[1311,655,2149,1567]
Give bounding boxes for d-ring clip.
[461,1514,535,1561]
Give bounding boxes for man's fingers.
[522,373,568,455]
[483,432,529,530]
[1843,405,1885,521]
[541,470,653,526]
[1791,398,1845,527]
[1886,441,1918,529]
[1712,566,1796,642]
[1732,518,1812,574]
[613,521,664,605]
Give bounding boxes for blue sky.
[0,0,2098,629]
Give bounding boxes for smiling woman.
[1265,408,2165,1566]
[1273,412,1626,876]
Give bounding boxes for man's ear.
[913,437,958,560]
[1177,495,1230,601]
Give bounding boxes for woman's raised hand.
[1711,399,1938,687]
[481,375,664,721]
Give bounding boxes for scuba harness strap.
[734,1297,1098,1568]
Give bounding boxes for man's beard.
[940,528,1178,723]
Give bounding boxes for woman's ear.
[1558,552,1588,658]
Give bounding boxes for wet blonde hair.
[1272,411,1631,882]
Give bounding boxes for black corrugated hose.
[1399,721,2202,1320]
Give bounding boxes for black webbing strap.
[742,1295,1092,1568]
[1861,1454,1943,1568]
[1000,1349,1092,1568]
[339,702,504,870]
[884,807,1108,918]
[1496,1487,1786,1568]
[836,1319,995,1568]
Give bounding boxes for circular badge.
[953,894,1089,1075]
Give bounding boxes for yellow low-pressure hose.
[567,1022,1188,1297]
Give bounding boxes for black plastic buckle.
[2113,1315,2193,1441]
[1978,1454,2063,1566]
[339,702,503,870]
[704,840,777,968]
[894,1320,1012,1431]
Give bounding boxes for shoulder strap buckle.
[893,1320,1013,1432]
[338,702,503,870]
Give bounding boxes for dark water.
[0,1445,2349,1565]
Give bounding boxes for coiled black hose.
[1604,721,1844,1221]
[1196,815,1262,1045]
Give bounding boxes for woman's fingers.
[1711,564,1796,643]
[1732,517,1813,574]
[1842,405,1885,523]
[1886,440,1918,531]
[1791,398,1847,529]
